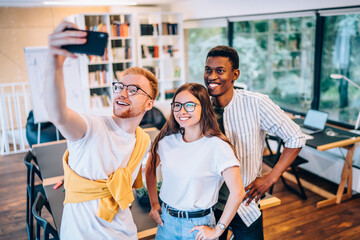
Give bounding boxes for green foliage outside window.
[187,27,227,85]
[233,17,316,113]
[320,14,360,126]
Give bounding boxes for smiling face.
[113,74,153,119]
[173,90,202,131]
[204,56,239,99]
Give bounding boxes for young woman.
[145,83,245,240]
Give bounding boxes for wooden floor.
[1,152,359,240]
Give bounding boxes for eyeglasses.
[171,102,199,112]
[112,82,152,99]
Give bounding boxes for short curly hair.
[122,67,159,100]
[206,45,239,70]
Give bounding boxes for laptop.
[300,109,328,135]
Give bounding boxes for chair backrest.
[32,140,67,179]
[32,193,60,240]
[264,134,284,164]
[24,150,42,182]
[140,106,166,130]
[263,134,284,168]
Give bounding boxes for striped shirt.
[214,89,305,227]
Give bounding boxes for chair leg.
[26,192,32,240]
[269,184,274,194]
[281,168,307,200]
[29,200,34,240]
[291,166,307,200]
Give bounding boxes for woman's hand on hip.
[149,203,163,226]
[190,225,222,240]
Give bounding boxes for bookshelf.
[136,12,185,102]
[72,13,135,115]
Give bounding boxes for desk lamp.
[330,73,360,130]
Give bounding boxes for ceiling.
[0,0,182,7]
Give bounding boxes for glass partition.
[187,27,227,84]
[232,16,316,113]
[319,13,360,127]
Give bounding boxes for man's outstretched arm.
[44,21,87,142]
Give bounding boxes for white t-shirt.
[157,133,240,211]
[60,114,144,240]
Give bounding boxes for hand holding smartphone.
[61,28,109,56]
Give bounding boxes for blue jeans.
[214,208,264,240]
[155,203,216,240]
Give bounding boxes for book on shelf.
[174,66,181,78]
[161,23,178,35]
[112,46,131,61]
[88,49,108,63]
[88,69,109,86]
[141,45,159,59]
[112,21,130,37]
[140,24,159,36]
[87,23,108,33]
[163,45,179,57]
[165,89,176,99]
[143,65,160,78]
[90,93,111,108]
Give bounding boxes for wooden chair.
[24,150,45,240]
[32,193,60,240]
[263,134,308,200]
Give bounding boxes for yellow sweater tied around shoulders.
[63,126,150,222]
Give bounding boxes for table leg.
[316,144,355,208]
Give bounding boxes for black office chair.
[263,134,308,200]
[32,193,60,240]
[24,150,45,240]
[140,106,166,130]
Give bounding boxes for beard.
[113,105,145,119]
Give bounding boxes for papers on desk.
[303,132,314,140]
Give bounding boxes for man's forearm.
[44,56,68,124]
[269,147,302,182]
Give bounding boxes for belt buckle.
[177,211,185,218]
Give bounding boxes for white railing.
[0,82,31,155]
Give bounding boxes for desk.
[33,140,157,238]
[32,140,67,179]
[32,140,67,230]
[33,139,281,239]
[292,118,360,208]
[41,177,279,239]
[42,179,157,239]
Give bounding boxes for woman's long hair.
[149,83,237,174]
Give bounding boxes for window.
[319,13,360,127]
[231,16,316,113]
[186,26,227,84]
[185,9,360,129]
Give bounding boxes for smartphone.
[61,28,109,56]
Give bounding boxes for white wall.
[169,0,360,20]
[110,5,167,13]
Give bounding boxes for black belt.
[163,203,212,218]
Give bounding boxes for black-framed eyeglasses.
[112,82,152,99]
[171,102,199,112]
